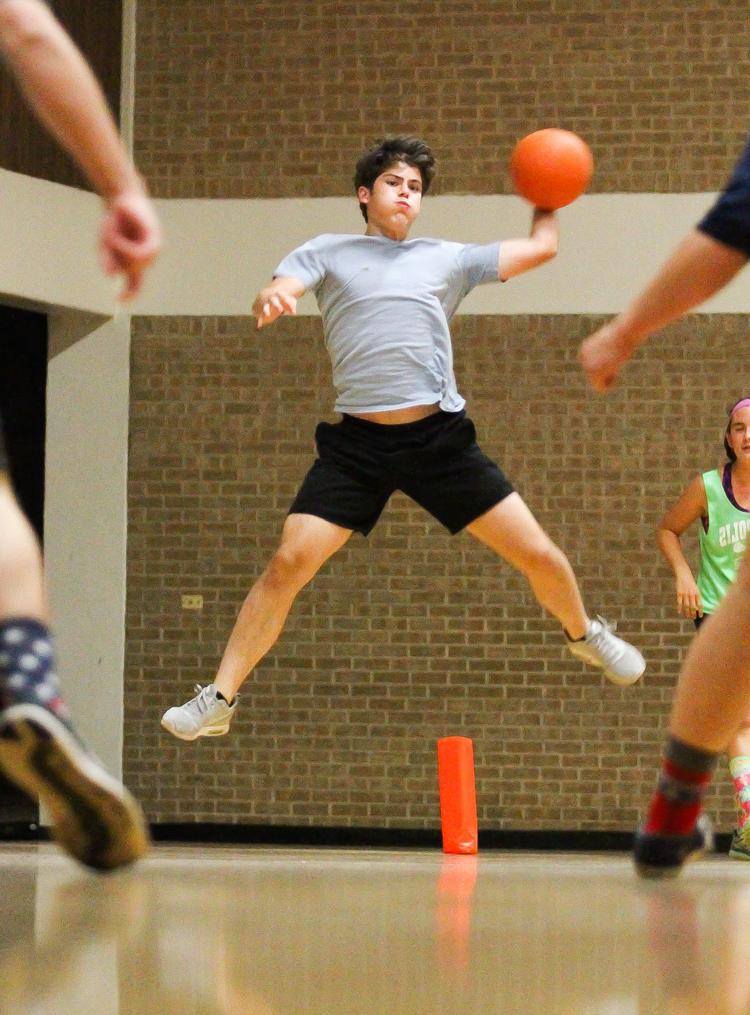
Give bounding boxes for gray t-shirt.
[273,234,501,413]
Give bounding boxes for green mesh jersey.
[697,468,750,614]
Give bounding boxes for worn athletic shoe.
[0,703,150,872]
[633,813,714,879]
[729,825,750,860]
[566,615,645,686]
[161,684,237,741]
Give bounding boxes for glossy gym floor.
[0,842,748,1014]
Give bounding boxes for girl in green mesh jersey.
[657,397,750,860]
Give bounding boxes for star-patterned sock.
[0,618,70,722]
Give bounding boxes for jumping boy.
[162,136,644,742]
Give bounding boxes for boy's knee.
[265,545,318,590]
[522,538,566,578]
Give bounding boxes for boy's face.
[358,161,423,237]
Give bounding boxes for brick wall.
[135,0,750,199]
[126,313,747,830]
[127,0,750,831]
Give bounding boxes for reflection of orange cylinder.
[435,855,478,975]
[437,737,478,854]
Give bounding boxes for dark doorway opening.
[0,304,48,830]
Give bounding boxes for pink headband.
[731,398,750,416]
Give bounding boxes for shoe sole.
[0,704,150,872]
[634,816,713,879]
[729,848,750,860]
[635,846,705,879]
[160,718,231,741]
[568,646,645,687]
[603,665,645,688]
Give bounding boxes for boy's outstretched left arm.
[498,209,558,281]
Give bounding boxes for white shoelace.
[586,616,624,662]
[190,684,213,714]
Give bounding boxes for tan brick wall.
[135,0,750,199]
[126,313,747,831]
[127,0,750,832]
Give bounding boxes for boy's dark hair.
[354,136,436,222]
[724,397,750,462]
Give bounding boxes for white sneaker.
[161,684,237,741]
[566,615,645,686]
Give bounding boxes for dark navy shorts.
[289,410,515,536]
[698,132,750,257]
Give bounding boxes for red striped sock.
[644,757,714,836]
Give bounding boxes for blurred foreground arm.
[0,0,161,298]
[578,231,747,392]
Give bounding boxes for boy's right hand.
[253,288,297,329]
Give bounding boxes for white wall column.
[44,312,130,778]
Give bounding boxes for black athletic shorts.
[289,410,515,536]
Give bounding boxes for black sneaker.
[633,813,714,879]
[0,703,150,872]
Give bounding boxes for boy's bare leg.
[466,492,588,637]
[161,513,352,741]
[214,513,353,701]
[466,493,644,686]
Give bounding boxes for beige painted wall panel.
[135,192,750,317]
[0,169,117,315]
[44,314,131,778]
[2,173,748,318]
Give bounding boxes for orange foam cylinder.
[437,736,478,854]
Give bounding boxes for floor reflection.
[0,844,747,1014]
[643,879,750,1015]
[434,854,478,982]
